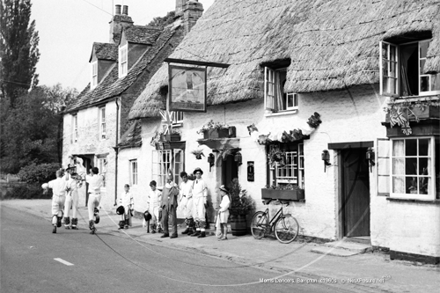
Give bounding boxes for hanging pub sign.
[168,65,207,112]
[165,58,230,112]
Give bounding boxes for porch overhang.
[197,138,240,151]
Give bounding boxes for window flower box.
[261,188,305,201]
[203,127,236,139]
[165,133,181,142]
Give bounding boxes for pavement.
[2,199,439,293]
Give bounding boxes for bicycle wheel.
[250,211,267,239]
[274,215,299,244]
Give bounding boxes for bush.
[17,163,60,184]
[2,183,52,200]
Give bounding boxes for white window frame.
[376,138,390,196]
[269,143,304,189]
[152,149,184,187]
[129,159,138,186]
[99,106,106,140]
[91,61,98,88]
[379,39,440,97]
[119,44,128,78]
[390,137,436,200]
[72,114,78,143]
[97,157,107,189]
[264,67,298,114]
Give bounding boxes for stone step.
[311,239,372,257]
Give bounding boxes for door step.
[311,239,372,257]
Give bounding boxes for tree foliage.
[0,84,78,173]
[147,11,175,28]
[0,0,40,106]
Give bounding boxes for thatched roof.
[129,0,440,119]
[118,119,142,149]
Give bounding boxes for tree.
[0,0,40,106]
[147,11,175,28]
[0,84,78,173]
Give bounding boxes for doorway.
[340,148,370,237]
[222,154,238,190]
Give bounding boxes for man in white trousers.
[86,167,103,234]
[63,167,81,229]
[42,169,67,233]
[178,171,194,235]
[191,167,208,238]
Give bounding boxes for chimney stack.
[109,4,133,43]
[115,4,121,15]
[183,0,203,35]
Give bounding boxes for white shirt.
[86,174,103,194]
[48,177,67,197]
[179,180,193,200]
[219,195,230,212]
[148,189,161,208]
[192,178,207,199]
[119,191,134,208]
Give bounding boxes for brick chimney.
[182,0,203,35]
[109,4,133,44]
[175,0,186,17]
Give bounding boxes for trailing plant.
[191,149,205,159]
[197,120,230,134]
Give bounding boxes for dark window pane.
[419,158,429,175]
[419,139,429,156]
[405,158,417,175]
[405,139,417,156]
[406,177,417,194]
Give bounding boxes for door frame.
[329,141,373,239]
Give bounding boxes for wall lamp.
[366,147,375,172]
[322,150,331,172]
[207,153,215,171]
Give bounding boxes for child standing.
[217,185,230,241]
[147,180,162,233]
[117,184,134,229]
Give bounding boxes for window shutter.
[173,149,184,185]
[264,67,275,110]
[377,138,390,196]
[379,41,398,96]
[152,150,159,186]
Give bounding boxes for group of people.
[139,167,231,240]
[42,157,104,234]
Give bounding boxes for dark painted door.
[341,148,370,237]
[222,155,238,190]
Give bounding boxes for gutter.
[114,97,120,206]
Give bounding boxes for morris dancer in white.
[42,169,67,233]
[117,184,134,229]
[63,166,82,229]
[86,167,103,234]
[191,167,208,238]
[178,171,194,235]
[147,180,162,233]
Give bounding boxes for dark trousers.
[162,205,177,235]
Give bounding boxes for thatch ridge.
[129,0,440,119]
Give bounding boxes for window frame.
[99,106,106,140]
[390,136,436,200]
[119,44,128,78]
[129,159,138,186]
[97,156,107,189]
[379,39,440,97]
[269,143,305,189]
[152,149,184,187]
[264,67,298,114]
[72,114,78,143]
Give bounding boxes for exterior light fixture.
[322,150,331,172]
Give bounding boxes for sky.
[31,0,214,91]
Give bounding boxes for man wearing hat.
[160,171,180,238]
[63,165,81,229]
[86,167,103,234]
[191,167,208,238]
[178,171,195,235]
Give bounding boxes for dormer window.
[380,39,440,97]
[119,44,128,77]
[264,67,298,114]
[91,61,98,88]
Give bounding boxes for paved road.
[1,206,356,293]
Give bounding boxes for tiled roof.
[117,119,142,149]
[65,25,181,113]
[92,43,118,61]
[124,25,162,45]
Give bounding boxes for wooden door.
[341,148,370,237]
[222,155,238,190]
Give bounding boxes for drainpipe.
[114,97,120,206]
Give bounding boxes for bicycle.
[250,199,299,244]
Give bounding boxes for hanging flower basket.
[165,133,181,142]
